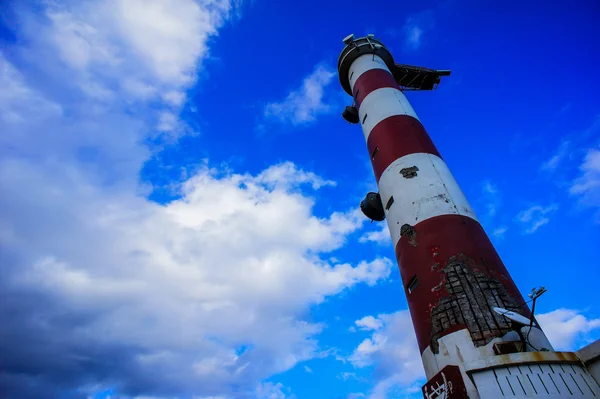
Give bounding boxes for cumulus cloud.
[354,316,384,331]
[255,382,294,399]
[46,0,230,87]
[0,2,393,398]
[1,154,392,398]
[359,223,391,246]
[0,56,63,124]
[263,64,336,126]
[570,147,600,218]
[348,312,424,399]
[515,204,559,234]
[537,309,600,351]
[255,161,336,190]
[28,0,236,140]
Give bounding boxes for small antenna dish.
[493,307,530,326]
[343,34,355,45]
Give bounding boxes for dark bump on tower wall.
[400,166,419,178]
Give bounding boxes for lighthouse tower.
[338,34,600,398]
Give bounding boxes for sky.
[0,0,599,398]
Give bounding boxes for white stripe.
[358,87,420,142]
[348,54,390,92]
[378,153,478,248]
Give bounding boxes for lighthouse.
[338,34,600,398]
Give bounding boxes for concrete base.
[468,352,600,398]
[577,339,600,385]
[421,340,600,398]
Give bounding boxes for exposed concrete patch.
[429,255,523,354]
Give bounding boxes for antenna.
[525,286,547,350]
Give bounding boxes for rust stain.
[530,351,546,363]
[468,351,582,373]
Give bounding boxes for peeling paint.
[401,223,417,247]
[400,165,419,178]
[432,281,444,292]
[429,255,523,354]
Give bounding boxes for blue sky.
[1,1,599,399]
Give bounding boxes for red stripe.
[367,115,441,182]
[352,68,398,109]
[393,214,530,354]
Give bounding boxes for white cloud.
[45,0,230,86]
[348,312,424,399]
[481,180,500,218]
[354,316,383,331]
[163,91,186,107]
[0,2,394,398]
[570,147,600,218]
[402,11,434,51]
[157,111,180,132]
[255,382,294,399]
[492,226,508,238]
[32,0,237,140]
[0,56,63,125]
[303,366,313,373]
[339,372,360,381]
[515,204,559,234]
[263,64,336,126]
[404,25,423,50]
[2,160,391,397]
[121,78,158,99]
[359,224,391,246]
[369,377,422,399]
[134,397,179,399]
[255,161,336,190]
[541,140,571,171]
[537,309,600,351]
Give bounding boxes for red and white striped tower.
[337,35,577,399]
